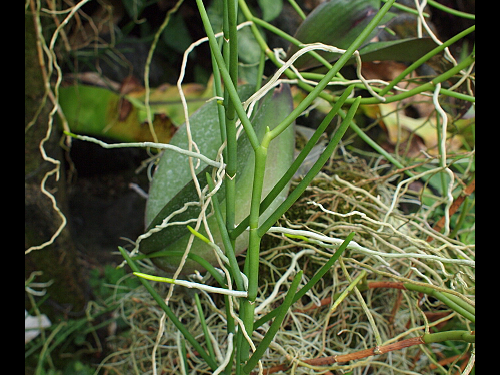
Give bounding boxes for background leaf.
[258,0,283,22]
[161,12,193,54]
[59,84,177,143]
[59,79,218,143]
[354,37,438,64]
[286,0,387,70]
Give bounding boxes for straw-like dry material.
[96,149,474,375]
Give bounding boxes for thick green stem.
[422,330,475,344]
[223,0,239,242]
[243,271,303,374]
[195,0,260,150]
[246,144,268,302]
[227,0,239,85]
[231,85,355,240]
[239,98,359,366]
[236,142,269,371]
[236,299,254,373]
[404,283,475,323]
[206,174,244,291]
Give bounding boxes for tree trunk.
[25,12,86,315]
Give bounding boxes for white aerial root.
[267,226,474,268]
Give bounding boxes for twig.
[254,331,474,374]
[306,336,425,366]
[253,338,424,375]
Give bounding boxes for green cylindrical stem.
[231,86,354,240]
[206,173,244,292]
[196,0,260,150]
[404,283,475,323]
[227,0,239,86]
[236,144,269,369]
[422,330,475,344]
[223,0,239,241]
[247,145,268,302]
[243,271,303,374]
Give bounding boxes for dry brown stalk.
[253,336,426,374]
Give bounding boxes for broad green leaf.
[348,37,438,64]
[142,86,255,231]
[362,37,435,60]
[286,0,389,70]
[59,84,177,143]
[305,38,439,72]
[59,79,215,143]
[140,84,296,274]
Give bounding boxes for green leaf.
[139,84,295,274]
[59,84,178,143]
[59,85,114,136]
[122,0,147,21]
[59,80,218,143]
[161,12,193,54]
[286,0,389,70]
[237,24,262,64]
[350,37,438,64]
[258,0,283,22]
